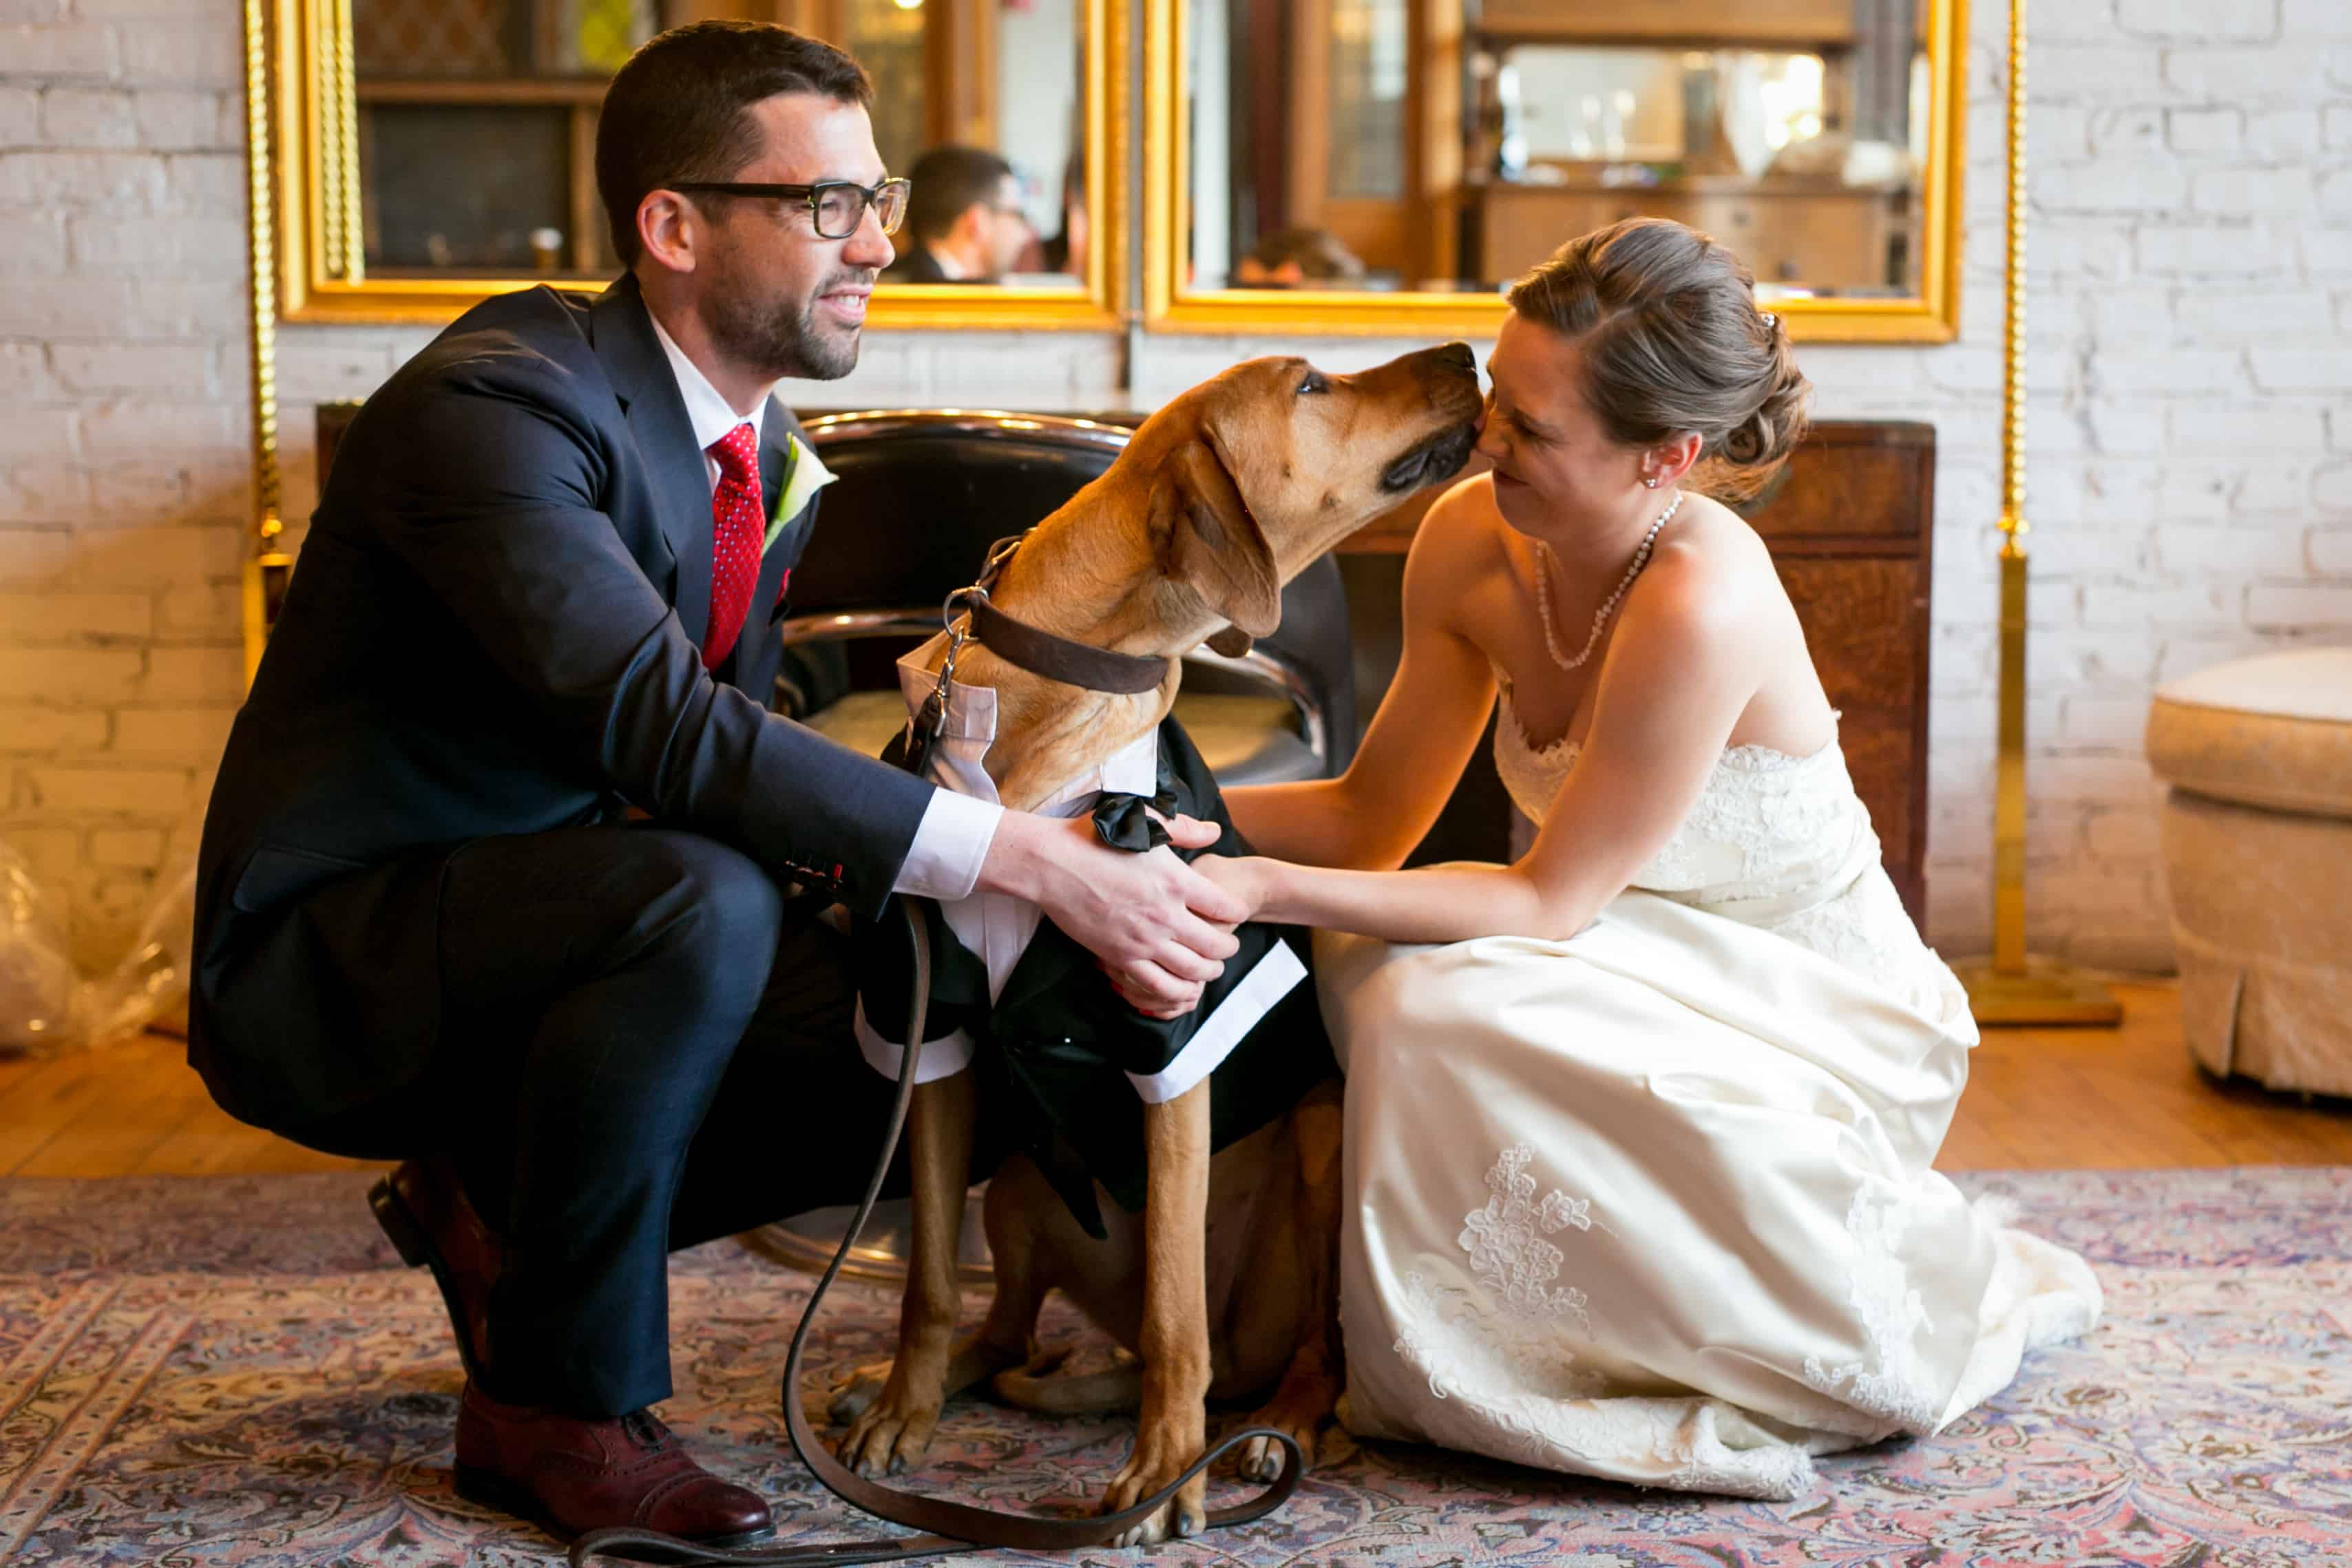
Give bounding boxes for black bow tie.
[1091,788,1179,853]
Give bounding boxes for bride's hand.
[1190,853,1270,922]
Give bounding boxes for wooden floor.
[2,980,2349,1178]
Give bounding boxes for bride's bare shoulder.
[1628,493,1783,635]
[1403,472,1515,594]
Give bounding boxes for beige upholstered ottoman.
[2145,648,2352,1096]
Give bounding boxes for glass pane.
[1190,0,1931,299]
[349,0,1087,289]
[1327,0,1405,201]
[354,0,511,78]
[559,0,655,76]
[873,0,1086,286]
[362,103,570,271]
[836,0,927,185]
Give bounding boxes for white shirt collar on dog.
[890,653,1162,811]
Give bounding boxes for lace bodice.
[1493,683,1964,1016]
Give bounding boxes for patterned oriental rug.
[2,1169,2348,1567]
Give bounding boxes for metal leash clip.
[903,533,1025,779]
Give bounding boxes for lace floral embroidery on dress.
[1491,690,1963,1014]
[1458,1143,1600,1333]
[1384,1146,1610,1468]
[1768,871,1943,1005]
[1383,1148,1818,1499]
[1800,1187,1942,1432]
[1491,684,1854,903]
[1388,1146,1606,1408]
[1641,741,1851,895]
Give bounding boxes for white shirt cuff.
[892,787,1002,902]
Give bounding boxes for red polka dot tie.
[702,421,764,671]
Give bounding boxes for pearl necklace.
[1533,491,1683,672]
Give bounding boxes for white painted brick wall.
[0,0,243,971]
[2011,0,2352,970]
[9,0,2348,977]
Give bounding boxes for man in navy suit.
[189,22,1244,1548]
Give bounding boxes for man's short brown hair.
[595,21,872,267]
[901,145,1016,244]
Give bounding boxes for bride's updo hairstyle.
[1506,217,1811,501]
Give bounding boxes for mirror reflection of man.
[1232,224,1367,288]
[881,145,1033,284]
[188,22,1244,1551]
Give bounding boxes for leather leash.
[570,562,1304,1564]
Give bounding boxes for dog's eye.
[1296,370,1331,396]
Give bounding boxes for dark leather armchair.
[780,410,1357,786]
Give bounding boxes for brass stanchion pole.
[242,0,293,686]
[1951,0,2121,1026]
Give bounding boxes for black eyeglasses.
[670,178,910,240]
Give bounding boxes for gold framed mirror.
[259,0,1126,328]
[1144,0,1965,340]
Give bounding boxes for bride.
[1197,219,2101,1500]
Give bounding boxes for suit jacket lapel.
[590,275,712,646]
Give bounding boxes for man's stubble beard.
[705,257,866,383]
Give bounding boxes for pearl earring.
[1644,476,1659,489]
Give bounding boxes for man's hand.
[978,810,1247,1013]
[1096,851,1277,1017]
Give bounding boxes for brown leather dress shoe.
[453,1380,775,1546]
[369,1157,502,1381]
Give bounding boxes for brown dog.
[827,343,1482,1545]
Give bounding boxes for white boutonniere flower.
[763,434,837,555]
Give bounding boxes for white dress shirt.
[648,310,1002,902]
[852,651,1306,1105]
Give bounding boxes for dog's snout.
[1434,341,1476,374]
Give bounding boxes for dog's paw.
[1099,1425,1208,1547]
[1232,1366,1338,1481]
[823,1359,894,1426]
[1234,1413,1317,1483]
[835,1373,943,1479]
[983,1342,1071,1402]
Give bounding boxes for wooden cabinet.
[1745,422,1935,922]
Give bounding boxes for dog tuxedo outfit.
[854,655,1336,1236]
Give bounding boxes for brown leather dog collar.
[967,594,1171,695]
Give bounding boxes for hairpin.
[1760,310,1779,330]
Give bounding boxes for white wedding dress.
[1317,686,2102,1500]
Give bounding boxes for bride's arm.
[1223,479,1500,870]
[1214,549,1763,944]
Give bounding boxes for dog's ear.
[1155,433,1282,639]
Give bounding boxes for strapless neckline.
[1496,681,1841,776]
